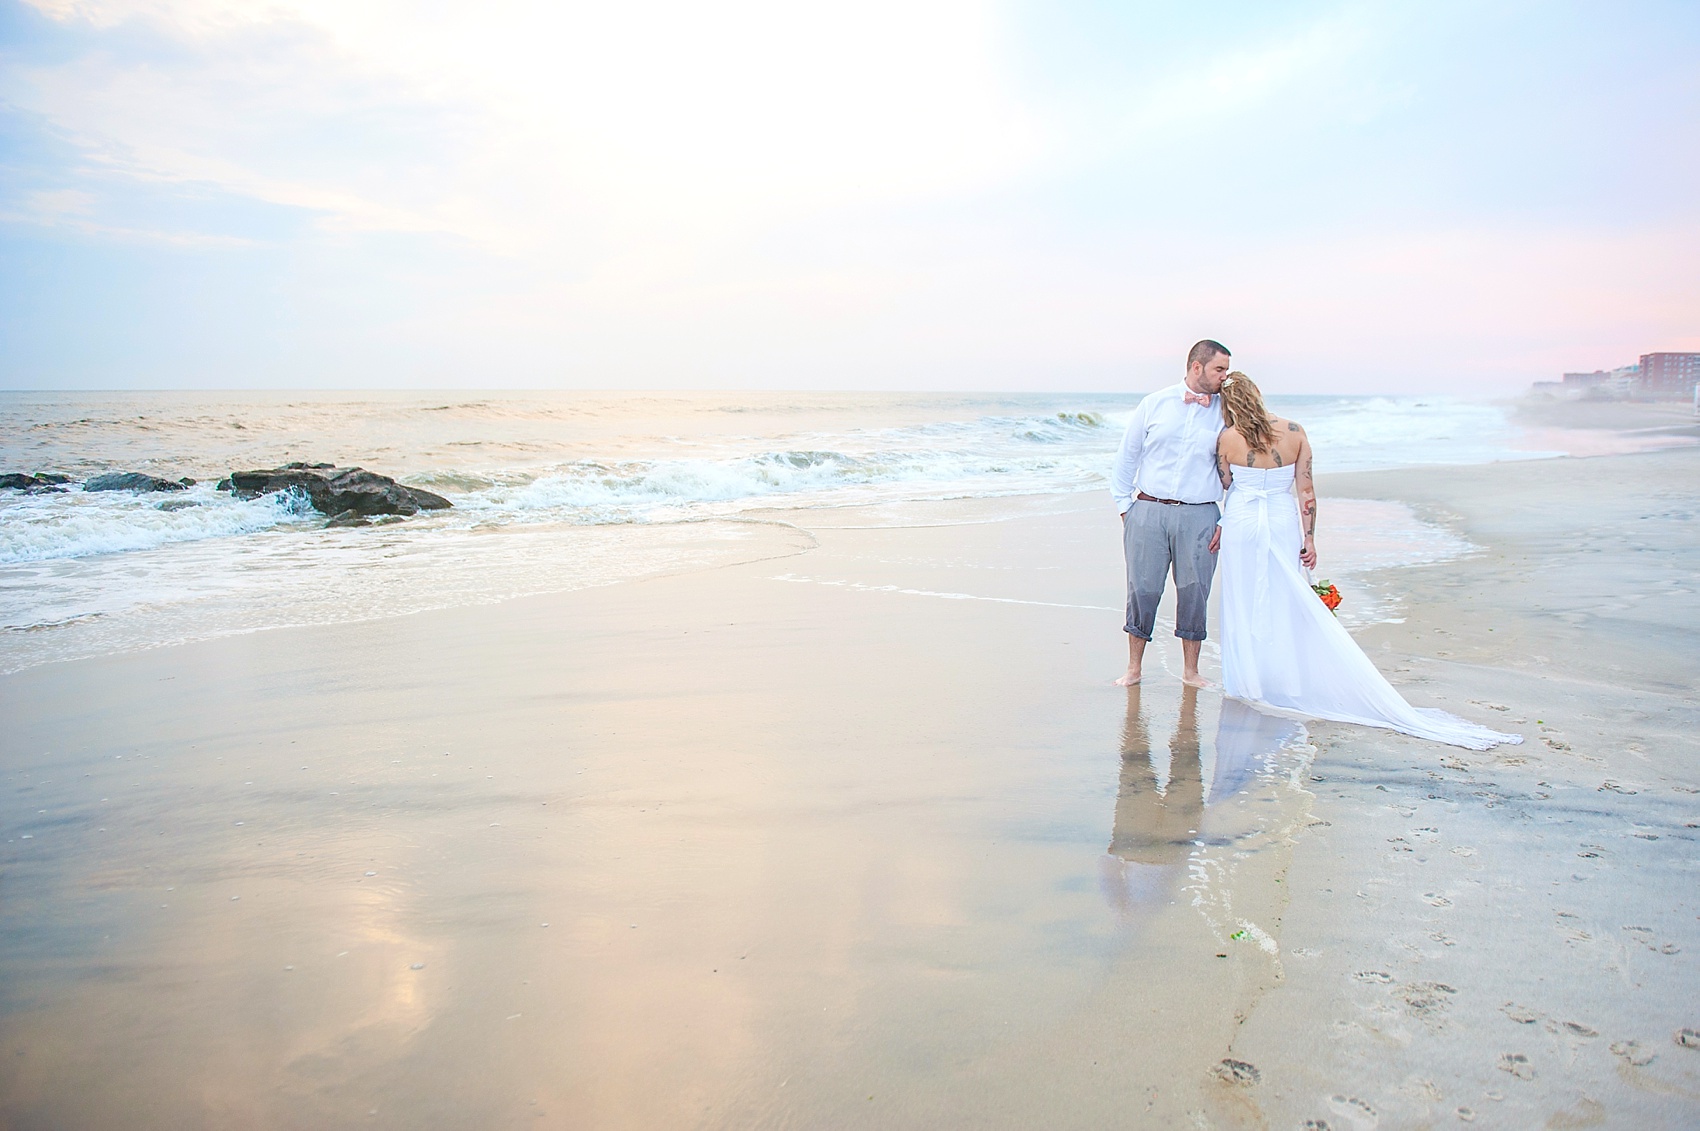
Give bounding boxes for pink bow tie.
[1183,388,1213,407]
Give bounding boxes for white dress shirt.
[1110,383,1226,513]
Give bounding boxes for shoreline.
[2,430,1697,1125]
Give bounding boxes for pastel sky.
[2,0,1696,392]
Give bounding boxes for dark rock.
[84,472,188,493]
[178,477,197,487]
[324,510,372,528]
[3,472,72,494]
[215,478,233,491]
[227,465,452,517]
[157,499,200,512]
[3,472,70,491]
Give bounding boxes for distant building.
[1640,352,1700,395]
[1543,354,1698,400]
[1555,365,1639,398]
[1562,364,1640,388]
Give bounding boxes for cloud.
[2,0,1696,389]
[12,0,1047,250]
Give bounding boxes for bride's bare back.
[1217,416,1319,568]
[1217,416,1306,470]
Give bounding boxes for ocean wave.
[405,470,505,491]
[466,445,1105,519]
[0,485,318,564]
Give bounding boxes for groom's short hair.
[1188,340,1230,369]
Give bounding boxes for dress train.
[1217,466,1521,751]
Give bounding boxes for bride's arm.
[1207,433,1233,555]
[1296,430,1318,569]
[1215,432,1234,492]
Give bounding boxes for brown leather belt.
[1137,492,1189,505]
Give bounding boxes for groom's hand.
[1208,526,1221,554]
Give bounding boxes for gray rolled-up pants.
[1123,499,1220,642]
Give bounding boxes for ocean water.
[0,391,1570,671]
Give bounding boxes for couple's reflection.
[1102,687,1302,912]
[1107,685,1203,867]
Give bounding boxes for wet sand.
[3,440,1698,1127]
[1226,443,1700,1127]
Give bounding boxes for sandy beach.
[2,408,1698,1128]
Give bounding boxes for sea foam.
[0,484,316,565]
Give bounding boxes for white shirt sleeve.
[1110,398,1150,514]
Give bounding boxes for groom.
[1111,339,1231,687]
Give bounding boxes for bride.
[1213,373,1521,751]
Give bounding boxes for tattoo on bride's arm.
[1303,501,1317,536]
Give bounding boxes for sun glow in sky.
[2,0,1696,391]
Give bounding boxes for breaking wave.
[0,484,318,564]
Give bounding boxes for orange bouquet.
[1312,579,1342,614]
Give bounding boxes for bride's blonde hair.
[1219,372,1276,454]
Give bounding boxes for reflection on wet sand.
[0,502,1327,1129]
[1103,688,1306,912]
[1209,698,1305,806]
[1108,685,1203,867]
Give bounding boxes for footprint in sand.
[1610,1039,1656,1067]
[1326,1093,1378,1128]
[1501,1003,1541,1024]
[1622,925,1682,954]
[1397,982,1457,1019]
[1422,892,1453,908]
[1497,1053,1535,1080]
[1558,1021,1598,1038]
[1455,1107,1476,1122]
[1212,1059,1260,1086]
[1676,1028,1700,1050]
[1354,970,1395,984]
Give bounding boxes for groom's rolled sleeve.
[1110,402,1148,514]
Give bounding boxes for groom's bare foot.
[1117,635,1148,687]
[1178,639,1208,689]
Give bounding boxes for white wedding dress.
[1217,465,1521,751]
